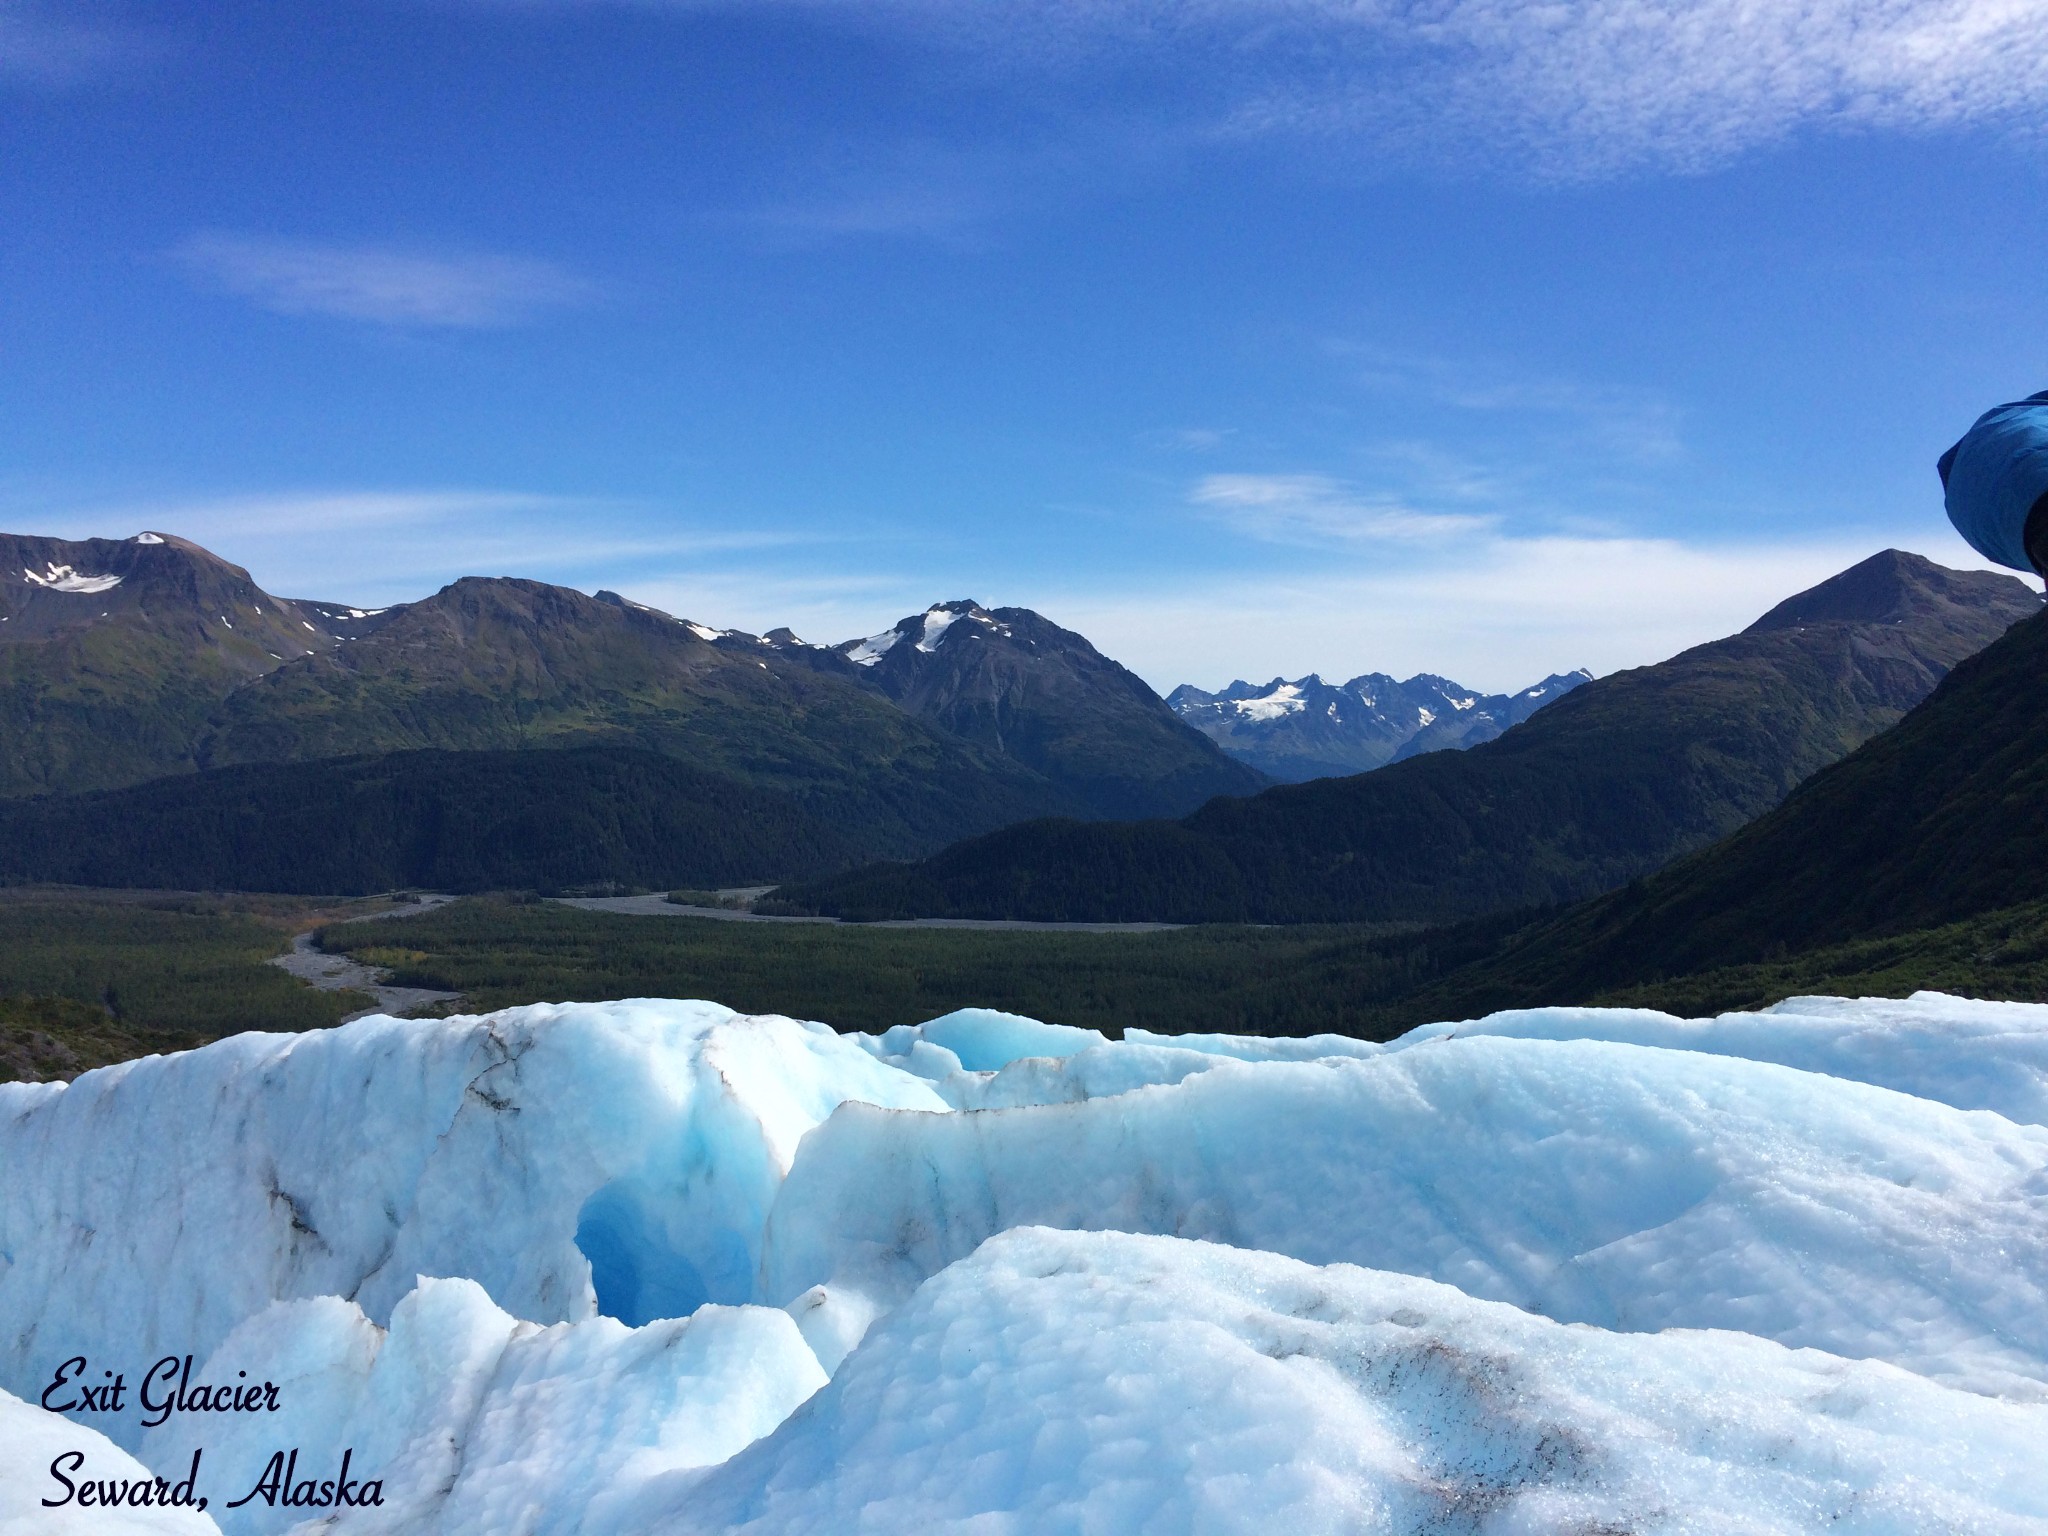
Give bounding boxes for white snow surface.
[760,1033,2048,1398]
[915,606,963,650]
[1401,991,2048,1125]
[1232,681,1306,720]
[0,1000,940,1445]
[8,992,2048,1530]
[667,1227,2048,1536]
[140,1279,824,1536]
[0,1389,219,1535]
[842,626,902,665]
[22,562,123,594]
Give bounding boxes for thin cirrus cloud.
[1191,472,1496,545]
[171,234,597,328]
[1336,0,2048,176]
[643,0,2048,178]
[22,487,812,609]
[0,1,165,87]
[1332,343,1686,465]
[1049,526,2006,692]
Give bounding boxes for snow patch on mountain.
[22,562,123,594]
[915,607,963,651]
[1231,680,1306,720]
[843,627,902,666]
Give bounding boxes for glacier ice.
[6,991,2048,1531]
[139,1278,823,1536]
[667,1227,2048,1536]
[761,1034,2048,1397]
[0,999,940,1443]
[1396,990,2048,1125]
[1,1388,219,1535]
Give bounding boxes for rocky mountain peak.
[1745,549,2040,634]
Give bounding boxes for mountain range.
[0,535,1259,881]
[771,551,2042,925]
[8,534,2040,918]
[1411,594,2048,1016]
[1168,669,1593,782]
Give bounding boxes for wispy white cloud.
[712,135,1088,249]
[602,0,2048,178]
[20,488,808,606]
[1140,427,1236,453]
[619,569,934,644]
[1289,0,2048,177]
[172,234,597,328]
[727,174,1009,248]
[1045,525,2016,692]
[15,479,2018,688]
[1191,472,1495,545]
[1332,343,1686,464]
[0,2,164,87]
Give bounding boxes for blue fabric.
[1941,391,2048,572]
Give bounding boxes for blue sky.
[4,0,2046,690]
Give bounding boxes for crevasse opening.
[574,1181,716,1326]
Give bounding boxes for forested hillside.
[775,552,2041,923]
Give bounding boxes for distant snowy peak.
[839,601,1012,667]
[1170,666,1593,783]
[1514,668,1596,704]
[1232,681,1308,721]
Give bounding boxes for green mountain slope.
[3,535,1262,866]
[0,532,367,796]
[189,577,1074,856]
[0,747,863,894]
[774,551,2041,923]
[1410,602,2048,1012]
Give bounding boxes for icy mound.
[858,1007,1103,1072]
[763,1034,2048,1396]
[1397,990,2048,1125]
[0,1000,940,1439]
[8,992,2048,1531]
[667,1228,2048,1535]
[856,1007,1249,1109]
[140,1278,823,1536]
[0,1388,219,1535]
